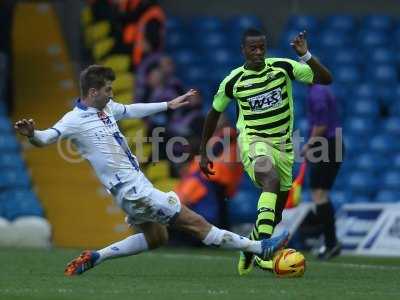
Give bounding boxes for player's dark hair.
[241,28,265,45]
[80,65,116,96]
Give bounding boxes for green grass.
[0,248,399,300]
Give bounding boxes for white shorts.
[110,179,181,225]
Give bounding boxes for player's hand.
[199,155,215,178]
[167,89,197,110]
[14,118,35,138]
[291,31,308,56]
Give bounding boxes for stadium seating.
[0,116,12,132]
[352,83,376,99]
[92,37,116,61]
[2,191,43,220]
[330,190,351,210]
[190,16,224,33]
[0,125,45,222]
[166,31,187,50]
[0,131,44,221]
[196,32,228,50]
[0,153,26,170]
[323,15,356,33]
[101,55,131,73]
[348,171,377,197]
[352,99,379,118]
[226,15,264,35]
[84,20,111,48]
[344,132,368,159]
[377,85,400,107]
[371,65,398,83]
[0,51,45,224]
[369,134,400,155]
[333,65,362,85]
[345,118,375,137]
[332,49,362,66]
[287,15,318,34]
[382,117,400,135]
[359,30,389,47]
[319,30,352,49]
[354,153,390,172]
[351,194,373,203]
[382,171,400,190]
[375,190,400,203]
[370,48,394,65]
[361,15,393,31]
[394,154,400,170]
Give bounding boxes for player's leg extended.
[64,223,166,276]
[172,205,288,258]
[65,187,175,276]
[97,222,166,260]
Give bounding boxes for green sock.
[256,192,277,239]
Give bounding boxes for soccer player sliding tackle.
[15,65,288,276]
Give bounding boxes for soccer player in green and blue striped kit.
[199,28,333,275]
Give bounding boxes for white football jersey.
[51,99,154,194]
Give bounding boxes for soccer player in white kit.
[14,65,288,276]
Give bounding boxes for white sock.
[96,233,149,264]
[202,226,262,254]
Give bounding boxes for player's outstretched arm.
[291,31,333,84]
[14,118,59,147]
[122,89,196,119]
[199,107,221,178]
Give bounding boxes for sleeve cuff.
[50,127,61,136]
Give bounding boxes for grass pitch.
[0,247,399,300]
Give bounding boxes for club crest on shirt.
[97,111,113,125]
[247,87,282,111]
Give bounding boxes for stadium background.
[0,0,400,255]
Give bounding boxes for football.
[273,248,306,278]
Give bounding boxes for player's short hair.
[80,65,116,96]
[241,28,265,45]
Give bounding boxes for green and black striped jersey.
[212,58,314,151]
